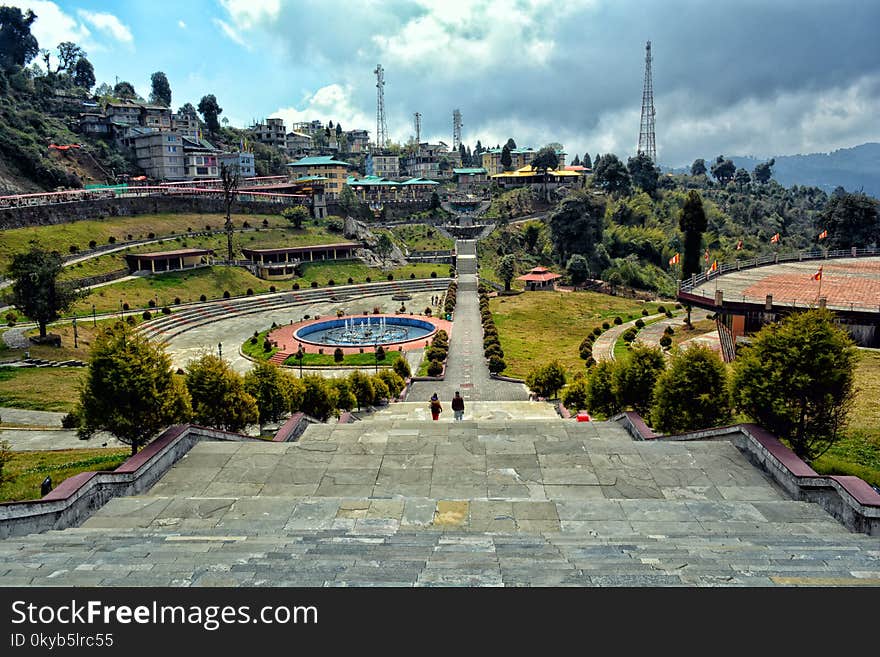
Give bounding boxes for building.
[141,105,172,131]
[125,248,212,274]
[252,118,287,149]
[219,152,256,178]
[241,243,361,280]
[79,113,112,136]
[399,177,440,199]
[365,152,400,179]
[452,167,488,189]
[481,147,567,175]
[402,142,454,180]
[182,136,220,180]
[516,266,562,291]
[346,175,401,201]
[104,101,142,127]
[345,129,370,154]
[172,111,200,137]
[490,164,582,191]
[130,131,187,181]
[285,131,313,158]
[287,155,353,198]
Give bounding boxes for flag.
[704,249,710,263]
[770,233,780,244]
[735,239,743,250]
[818,229,828,240]
[812,266,823,281]
[668,253,680,266]
[709,259,718,273]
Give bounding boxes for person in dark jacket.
[451,391,465,421]
[429,393,442,421]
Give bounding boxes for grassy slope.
[489,291,660,378]
[0,449,129,503]
[0,366,83,412]
[389,224,454,251]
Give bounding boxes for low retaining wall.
[0,424,258,539]
[272,413,320,442]
[612,412,880,535]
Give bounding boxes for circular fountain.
[286,314,439,351]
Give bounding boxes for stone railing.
[612,412,880,536]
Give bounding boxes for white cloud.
[77,10,133,45]
[4,1,91,52]
[219,0,281,30]
[213,18,248,48]
[272,84,373,137]
[178,20,187,29]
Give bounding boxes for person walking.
[452,391,465,421]
[429,393,443,421]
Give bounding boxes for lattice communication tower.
[637,41,656,162]
[374,64,388,150]
[452,109,462,150]
[413,112,421,149]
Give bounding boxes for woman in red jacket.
[429,393,443,421]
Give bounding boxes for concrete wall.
[0,196,291,231]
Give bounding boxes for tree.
[566,254,590,285]
[393,356,411,380]
[430,191,441,211]
[377,369,405,398]
[149,71,172,107]
[561,373,589,412]
[113,81,137,100]
[487,355,506,374]
[733,309,857,461]
[526,361,567,399]
[531,146,559,199]
[56,41,84,72]
[820,192,879,250]
[348,370,375,410]
[300,375,337,420]
[71,57,95,90]
[331,378,356,412]
[586,360,620,418]
[498,254,517,291]
[77,322,192,456]
[734,167,751,190]
[651,344,732,433]
[500,144,512,171]
[505,138,517,150]
[375,233,394,267]
[9,246,82,338]
[571,154,580,166]
[678,191,708,279]
[185,354,258,432]
[582,152,592,169]
[613,344,665,416]
[198,94,223,135]
[178,101,197,117]
[753,158,775,184]
[522,221,542,253]
[547,189,606,264]
[710,155,735,184]
[0,6,39,70]
[220,163,239,262]
[690,158,707,176]
[243,361,298,426]
[281,205,309,229]
[591,153,631,196]
[627,152,659,196]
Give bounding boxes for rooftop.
[126,248,212,259]
[453,168,488,175]
[287,155,353,168]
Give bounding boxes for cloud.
[4,1,91,51]
[178,20,187,29]
[218,0,281,30]
[271,84,374,136]
[77,10,134,45]
[213,18,248,48]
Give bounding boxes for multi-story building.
[172,111,200,137]
[285,131,313,158]
[251,118,287,149]
[365,152,400,179]
[104,101,142,127]
[287,155,352,198]
[292,120,324,136]
[79,113,112,136]
[182,136,220,180]
[219,152,256,178]
[141,105,172,130]
[481,147,566,175]
[131,132,187,181]
[345,129,370,154]
[402,141,457,180]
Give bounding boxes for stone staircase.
[2,402,877,586]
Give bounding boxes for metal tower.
[637,41,656,162]
[452,109,462,150]
[413,112,421,149]
[374,64,388,150]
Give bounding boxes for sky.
[7,0,880,167]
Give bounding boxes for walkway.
[408,240,529,403]
[593,312,666,362]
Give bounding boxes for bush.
[205,225,211,231]
[122,303,130,311]
[126,315,136,325]
[126,234,133,240]
[424,307,432,316]
[5,311,16,326]
[334,347,344,363]
[485,343,504,359]
[311,281,319,288]
[430,271,437,278]
[602,322,611,330]
[174,297,181,304]
[348,277,354,284]
[69,245,78,254]
[642,308,649,316]
[148,232,155,239]
[223,291,231,299]
[148,299,156,308]
[592,327,603,337]
[365,276,371,283]
[526,361,567,399]
[427,360,443,376]
[262,219,269,228]
[88,240,97,249]
[664,326,674,336]
[562,375,590,412]
[108,236,116,244]
[614,345,666,415]
[635,319,645,329]
[652,344,732,433]
[269,286,276,293]
[60,411,80,429]
[665,310,673,318]
[487,355,506,374]
[657,305,666,314]
[622,327,638,343]
[142,310,152,320]
[393,357,411,380]
[162,307,171,315]
[293,283,300,290]
[246,288,254,296]
[613,316,622,325]
[387,274,394,281]
[200,294,207,302]
[410,272,416,279]
[674,303,682,310]
[242,221,250,228]
[328,279,335,286]
[425,346,447,362]
[586,360,620,418]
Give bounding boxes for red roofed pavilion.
[516,266,562,290]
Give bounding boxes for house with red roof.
[516,266,562,291]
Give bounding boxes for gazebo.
[516,266,562,291]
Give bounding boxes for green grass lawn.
[283,350,402,367]
[0,448,129,503]
[0,212,290,273]
[0,366,83,412]
[389,224,454,252]
[489,291,660,378]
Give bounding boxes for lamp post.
[374,341,379,374]
[72,316,78,349]
[218,342,222,359]
[296,345,304,377]
[92,303,96,327]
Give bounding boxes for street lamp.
[296,345,304,377]
[218,342,223,359]
[92,303,96,327]
[72,315,78,349]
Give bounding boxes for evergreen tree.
[652,344,732,433]
[185,354,258,432]
[678,190,708,279]
[149,71,172,107]
[500,144,512,171]
[197,94,223,134]
[0,6,39,69]
[583,152,592,169]
[9,246,82,338]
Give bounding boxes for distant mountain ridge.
[669,143,880,198]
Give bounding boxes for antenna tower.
[637,41,656,162]
[452,109,462,150]
[413,112,421,149]
[374,64,388,150]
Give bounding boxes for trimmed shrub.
[485,343,504,359]
[410,272,416,279]
[174,297,181,304]
[427,360,443,376]
[592,327,603,337]
[311,281,319,288]
[334,347,344,363]
[487,355,506,374]
[657,305,666,314]
[365,276,371,283]
[642,308,649,316]
[613,316,622,325]
[199,294,207,302]
[635,319,645,329]
[88,240,97,249]
[148,300,156,308]
[659,335,672,348]
[108,236,116,244]
[602,321,611,330]
[223,291,231,299]
[664,326,675,336]
[430,271,437,278]
[269,285,276,293]
[122,303,130,311]
[393,357,411,380]
[348,277,354,284]
[387,273,394,281]
[142,310,152,320]
[162,307,171,315]
[68,245,78,253]
[328,279,335,286]
[293,283,300,290]
[622,327,638,343]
